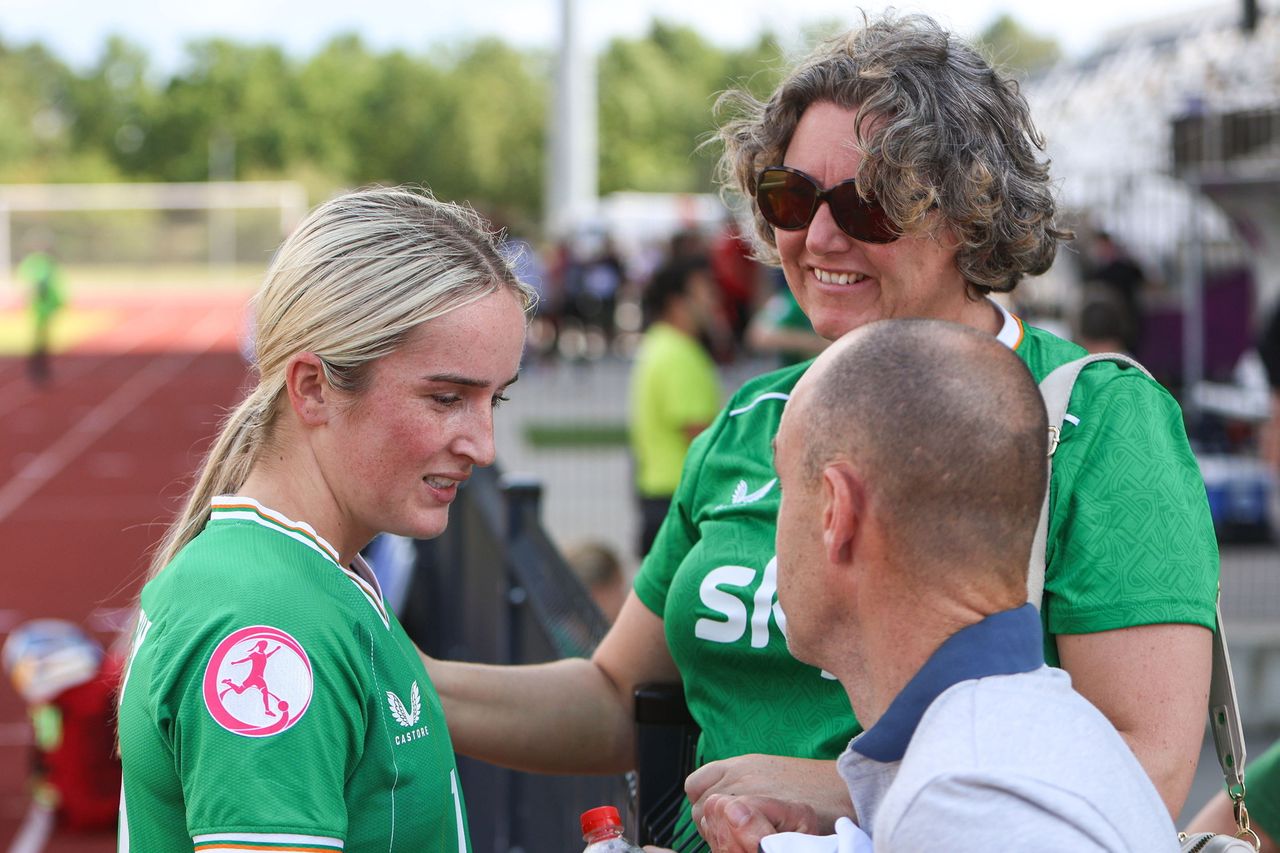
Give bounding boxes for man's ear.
[284,352,332,426]
[821,461,864,568]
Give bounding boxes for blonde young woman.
[116,187,531,852]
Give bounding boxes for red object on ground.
[39,654,123,831]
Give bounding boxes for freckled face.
[774,101,971,341]
[318,288,526,546]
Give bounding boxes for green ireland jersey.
[118,496,470,853]
[632,301,1218,851]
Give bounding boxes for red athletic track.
[1,291,252,851]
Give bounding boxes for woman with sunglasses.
[425,14,1217,851]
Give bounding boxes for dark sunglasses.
[755,165,899,244]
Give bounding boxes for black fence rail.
[400,464,632,852]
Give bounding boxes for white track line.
[0,310,231,526]
[0,300,181,420]
[5,801,54,853]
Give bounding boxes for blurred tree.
[66,36,155,177]
[421,38,547,214]
[598,21,726,194]
[143,39,305,181]
[0,39,78,181]
[295,33,382,181]
[975,14,1062,77]
[0,24,820,226]
[721,31,786,104]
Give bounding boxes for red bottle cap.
[580,805,623,837]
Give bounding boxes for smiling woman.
[115,186,533,853]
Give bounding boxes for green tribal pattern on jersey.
[632,303,1218,852]
[118,497,470,853]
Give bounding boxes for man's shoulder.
[877,668,1175,850]
[896,667,1167,815]
[910,666,1118,755]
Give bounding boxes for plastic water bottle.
[580,805,643,852]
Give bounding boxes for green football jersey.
[118,496,470,852]
[633,302,1218,851]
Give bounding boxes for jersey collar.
[990,297,1025,351]
[209,495,390,629]
[850,604,1044,763]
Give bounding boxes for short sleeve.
[158,613,364,842]
[880,774,1137,852]
[1044,364,1219,639]
[633,411,722,616]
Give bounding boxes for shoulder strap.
[1210,595,1248,797]
[1029,353,1247,802]
[1028,353,1151,608]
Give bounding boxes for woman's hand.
[686,755,849,850]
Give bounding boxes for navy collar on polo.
[852,603,1045,763]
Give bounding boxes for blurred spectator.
[1260,303,1280,472]
[1077,296,1132,355]
[17,245,65,386]
[564,541,629,623]
[1086,230,1147,353]
[502,231,557,362]
[577,235,626,352]
[710,219,763,355]
[2,619,122,840]
[747,269,829,366]
[630,257,722,556]
[669,228,706,263]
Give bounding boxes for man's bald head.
[791,319,1048,594]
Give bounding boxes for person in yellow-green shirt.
[18,248,65,386]
[630,257,722,557]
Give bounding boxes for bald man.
[696,319,1176,852]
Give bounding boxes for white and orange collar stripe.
[209,496,390,630]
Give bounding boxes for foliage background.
[0,16,1054,232]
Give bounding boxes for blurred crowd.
[503,218,826,370]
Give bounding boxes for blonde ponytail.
[143,383,280,581]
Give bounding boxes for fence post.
[499,474,544,853]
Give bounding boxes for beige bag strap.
[1028,353,1151,608]
[1029,354,1252,839]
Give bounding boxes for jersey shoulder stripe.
[208,496,390,629]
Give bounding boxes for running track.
[0,291,251,851]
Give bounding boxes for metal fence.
[400,465,631,853]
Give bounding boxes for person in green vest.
[17,246,65,385]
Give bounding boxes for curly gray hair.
[716,13,1069,294]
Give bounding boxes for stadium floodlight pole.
[545,0,598,239]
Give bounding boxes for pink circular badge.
[202,625,313,737]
